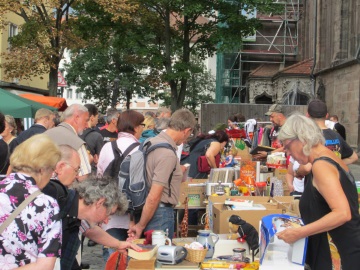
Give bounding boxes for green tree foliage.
[116,0,280,111]
[65,2,155,111]
[68,0,279,110]
[161,61,215,115]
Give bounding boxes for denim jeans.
[102,228,128,262]
[145,206,175,239]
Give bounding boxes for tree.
[65,1,157,112]
[161,61,215,115]
[102,0,280,111]
[0,0,135,96]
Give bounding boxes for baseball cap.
[265,104,284,116]
[308,99,327,118]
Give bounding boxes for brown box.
[128,256,156,270]
[178,179,207,207]
[209,196,294,234]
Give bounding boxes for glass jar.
[232,247,246,261]
[214,181,225,196]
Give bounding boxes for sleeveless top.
[299,157,360,270]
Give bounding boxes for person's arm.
[277,160,351,244]
[342,151,358,165]
[285,162,295,193]
[128,183,164,239]
[17,257,56,270]
[84,226,141,253]
[295,163,312,178]
[252,146,284,160]
[338,135,358,164]
[205,142,221,168]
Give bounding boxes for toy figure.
[228,215,259,252]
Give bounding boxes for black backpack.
[42,179,76,219]
[118,140,176,214]
[103,141,140,178]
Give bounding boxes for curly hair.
[73,175,128,215]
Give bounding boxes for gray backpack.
[118,140,176,214]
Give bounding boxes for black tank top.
[299,157,360,270]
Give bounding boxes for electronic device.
[156,246,187,265]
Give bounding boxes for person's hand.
[276,227,302,244]
[127,223,144,241]
[116,241,142,254]
[93,154,99,164]
[252,151,268,160]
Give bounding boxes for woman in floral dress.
[0,134,62,269]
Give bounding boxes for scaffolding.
[216,0,301,103]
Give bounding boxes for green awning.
[0,88,57,118]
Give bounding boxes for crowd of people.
[1,99,359,270]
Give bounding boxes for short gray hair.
[156,107,171,117]
[62,104,88,120]
[278,113,325,155]
[59,145,78,163]
[72,176,128,214]
[168,109,197,131]
[155,117,170,131]
[106,108,119,124]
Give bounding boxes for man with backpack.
[127,109,197,240]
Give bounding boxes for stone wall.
[320,63,360,149]
[248,77,312,104]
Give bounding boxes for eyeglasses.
[65,162,81,175]
[283,139,297,152]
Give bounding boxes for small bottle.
[214,181,224,196]
[230,183,239,196]
[232,248,246,261]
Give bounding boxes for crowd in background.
[0,99,359,270]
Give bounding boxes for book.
[155,260,200,269]
[230,203,266,211]
[128,244,158,260]
[250,145,275,155]
[260,214,307,267]
[224,198,254,207]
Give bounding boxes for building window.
[8,23,18,48]
[67,89,73,99]
[76,92,82,99]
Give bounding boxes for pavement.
[82,239,106,270]
[82,161,360,270]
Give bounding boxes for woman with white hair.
[276,113,360,270]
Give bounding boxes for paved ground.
[82,239,106,270]
[82,161,360,270]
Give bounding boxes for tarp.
[0,88,57,118]
[20,93,68,111]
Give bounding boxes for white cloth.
[290,156,304,192]
[245,119,257,133]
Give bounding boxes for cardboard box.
[208,196,294,234]
[178,179,207,207]
[128,256,156,270]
